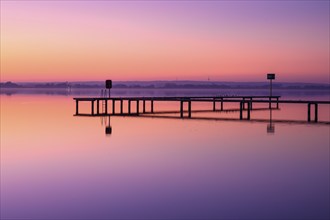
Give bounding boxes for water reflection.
[76,106,330,137]
[1,94,329,219]
[267,109,275,134]
[100,115,113,135]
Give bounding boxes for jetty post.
[96,100,100,114]
[188,100,192,118]
[213,98,216,111]
[151,99,154,113]
[308,103,319,122]
[221,98,223,111]
[128,99,131,114]
[91,100,95,115]
[75,99,79,115]
[315,104,318,122]
[143,100,146,113]
[120,100,123,114]
[112,99,116,114]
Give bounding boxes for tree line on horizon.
[0,81,329,90]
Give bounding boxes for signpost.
[105,80,112,98]
[267,73,275,109]
[267,73,275,97]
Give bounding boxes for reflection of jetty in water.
[73,95,330,135]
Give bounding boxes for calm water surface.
[1,89,329,219]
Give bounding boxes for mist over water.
[1,88,329,100]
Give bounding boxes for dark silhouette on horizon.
[1,81,329,90]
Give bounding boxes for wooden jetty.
[73,95,329,122]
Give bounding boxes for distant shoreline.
[1,81,329,90]
[1,87,330,91]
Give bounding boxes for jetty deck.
[73,95,330,123]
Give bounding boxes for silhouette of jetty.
[73,95,329,123]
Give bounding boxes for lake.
[1,89,329,219]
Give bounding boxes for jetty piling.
[308,103,319,122]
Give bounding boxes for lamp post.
[267,73,275,109]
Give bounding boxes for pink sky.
[0,1,329,83]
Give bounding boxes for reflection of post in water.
[267,108,275,134]
[101,115,112,136]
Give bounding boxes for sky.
[0,0,329,83]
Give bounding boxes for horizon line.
[1,80,330,85]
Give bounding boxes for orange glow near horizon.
[0,1,329,83]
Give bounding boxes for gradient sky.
[1,1,329,82]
